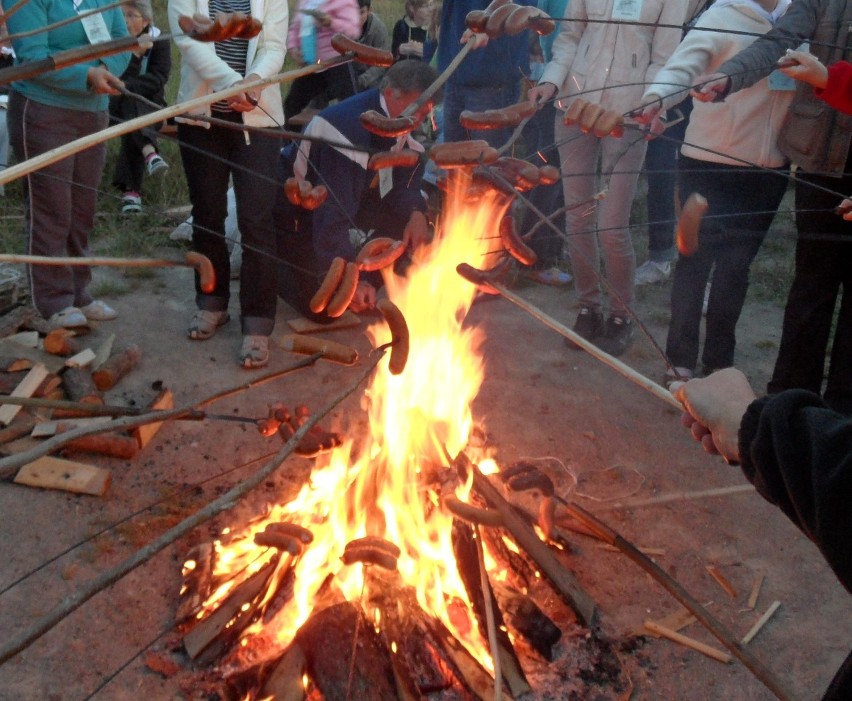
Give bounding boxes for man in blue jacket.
[275,60,439,322]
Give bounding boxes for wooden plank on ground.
[132,387,173,448]
[64,348,96,369]
[13,455,111,496]
[287,310,361,334]
[0,363,49,425]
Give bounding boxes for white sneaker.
[49,306,87,328]
[121,192,142,214]
[634,260,671,285]
[81,300,117,321]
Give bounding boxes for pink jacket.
[288,0,361,62]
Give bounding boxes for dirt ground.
[0,206,849,701]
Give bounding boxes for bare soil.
[0,197,849,701]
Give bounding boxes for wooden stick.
[402,40,474,120]
[604,484,755,510]
[747,573,765,611]
[474,525,502,701]
[644,620,732,664]
[741,601,781,646]
[563,502,797,701]
[0,350,383,665]
[0,363,48,425]
[492,282,681,410]
[0,56,350,187]
[706,564,737,599]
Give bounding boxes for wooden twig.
[562,502,797,701]
[746,573,765,611]
[706,564,737,599]
[491,282,681,410]
[0,350,384,665]
[0,0,32,25]
[644,620,731,664]
[474,524,501,701]
[604,484,755,510]
[741,601,781,646]
[0,55,351,187]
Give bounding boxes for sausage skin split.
[356,237,407,272]
[330,33,393,67]
[376,298,409,375]
[310,257,347,314]
[325,261,360,318]
[359,110,416,137]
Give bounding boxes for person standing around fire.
[4,0,129,329]
[527,0,686,356]
[168,0,288,368]
[637,0,794,386]
[283,0,360,127]
[274,60,439,323]
[693,0,852,413]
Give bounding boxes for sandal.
[239,334,269,368]
[188,310,229,340]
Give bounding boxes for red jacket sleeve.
[815,60,852,115]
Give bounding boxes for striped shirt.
[210,0,251,113]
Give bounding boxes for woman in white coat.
[528,0,686,356]
[168,0,287,367]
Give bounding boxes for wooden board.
[0,363,49,425]
[64,348,96,369]
[287,310,361,334]
[30,416,112,438]
[13,455,111,496]
[132,387,173,448]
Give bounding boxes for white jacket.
[539,0,687,115]
[644,0,793,167]
[168,0,287,127]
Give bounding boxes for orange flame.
[192,179,511,669]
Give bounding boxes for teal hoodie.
[4,0,129,111]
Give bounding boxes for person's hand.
[228,74,260,111]
[461,29,488,49]
[400,40,424,58]
[349,280,377,312]
[527,81,557,106]
[87,66,124,95]
[777,49,828,89]
[691,72,731,103]
[402,210,430,249]
[836,197,852,221]
[669,368,757,464]
[633,95,666,139]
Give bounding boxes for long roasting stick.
[0,54,351,187]
[491,282,681,411]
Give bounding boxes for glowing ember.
[190,180,511,670]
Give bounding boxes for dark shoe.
[565,306,603,350]
[597,315,634,356]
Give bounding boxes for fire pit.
[172,182,627,699]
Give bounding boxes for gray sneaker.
[634,260,671,285]
[597,315,634,356]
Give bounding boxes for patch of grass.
[89,278,132,298]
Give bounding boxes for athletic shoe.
[145,153,169,177]
[81,300,117,321]
[565,306,603,350]
[634,260,671,285]
[48,306,87,328]
[121,191,142,214]
[597,315,635,356]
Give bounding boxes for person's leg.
[8,94,86,318]
[643,135,677,263]
[767,172,846,396]
[701,167,787,373]
[441,81,467,145]
[178,122,232,313]
[230,132,281,337]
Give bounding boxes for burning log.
[454,453,597,627]
[176,543,217,626]
[452,519,531,697]
[183,553,286,665]
[491,582,562,662]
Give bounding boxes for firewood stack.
[0,303,163,496]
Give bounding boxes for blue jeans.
[667,156,788,373]
[178,116,281,335]
[442,81,520,147]
[555,119,648,318]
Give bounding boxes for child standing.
[391,0,433,62]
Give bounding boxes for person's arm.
[322,0,361,38]
[168,0,242,90]
[533,0,585,100]
[123,34,171,98]
[644,0,688,87]
[246,0,288,79]
[672,369,852,593]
